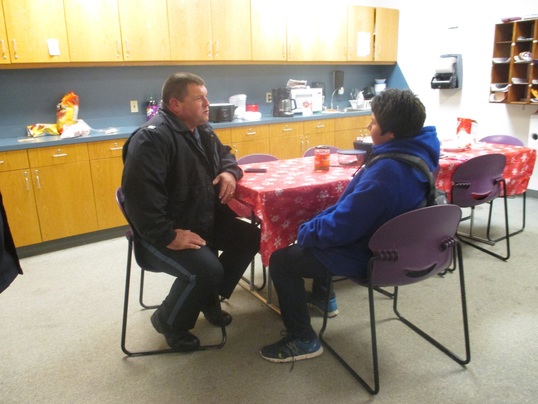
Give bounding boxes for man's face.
[368,113,394,145]
[174,83,210,130]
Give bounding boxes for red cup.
[246,103,259,112]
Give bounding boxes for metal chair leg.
[487,192,526,241]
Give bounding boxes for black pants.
[269,244,333,341]
[136,207,260,331]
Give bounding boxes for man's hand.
[167,229,206,250]
[213,171,237,204]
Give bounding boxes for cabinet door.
[347,6,374,62]
[317,2,348,62]
[287,1,319,61]
[117,0,170,61]
[269,122,304,158]
[210,0,252,60]
[251,0,286,61]
[88,140,127,230]
[32,162,98,241]
[3,0,70,63]
[374,8,399,62]
[0,170,42,247]
[0,1,11,64]
[168,0,213,61]
[64,0,123,62]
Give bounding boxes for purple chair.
[236,154,279,291]
[303,145,340,157]
[319,205,470,395]
[115,187,226,356]
[450,153,510,261]
[479,135,526,240]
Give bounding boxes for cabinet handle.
[12,39,18,59]
[53,149,67,158]
[207,41,212,57]
[214,40,219,57]
[1,40,6,59]
[246,131,257,136]
[34,170,41,190]
[116,40,122,58]
[348,45,352,59]
[0,160,4,164]
[316,124,326,129]
[124,40,130,58]
[282,43,286,59]
[305,136,310,149]
[109,147,123,151]
[288,43,292,58]
[24,171,30,191]
[233,144,238,155]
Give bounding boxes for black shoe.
[203,307,232,327]
[151,311,200,352]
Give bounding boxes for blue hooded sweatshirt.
[296,126,440,279]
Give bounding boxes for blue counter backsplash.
[0,63,407,139]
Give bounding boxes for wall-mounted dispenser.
[431,54,462,89]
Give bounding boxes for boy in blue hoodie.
[261,89,440,363]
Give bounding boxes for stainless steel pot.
[209,103,237,122]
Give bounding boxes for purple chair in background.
[303,145,340,157]
[319,205,470,395]
[450,153,509,261]
[479,135,527,240]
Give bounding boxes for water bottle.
[146,96,158,121]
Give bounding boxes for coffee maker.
[272,88,296,117]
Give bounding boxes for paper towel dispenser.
[431,54,462,89]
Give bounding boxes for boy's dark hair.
[370,88,426,140]
[162,72,205,105]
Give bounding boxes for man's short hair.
[370,89,426,140]
[162,72,205,105]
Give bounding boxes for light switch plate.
[130,100,138,113]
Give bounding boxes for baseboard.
[16,226,128,259]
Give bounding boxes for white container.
[229,94,247,119]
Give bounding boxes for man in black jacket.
[122,72,260,352]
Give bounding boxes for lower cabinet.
[0,149,42,247]
[269,122,305,159]
[334,116,370,149]
[28,144,98,242]
[88,139,128,230]
[230,124,270,159]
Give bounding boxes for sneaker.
[260,336,323,363]
[307,291,339,318]
[151,311,200,352]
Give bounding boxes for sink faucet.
[330,88,340,110]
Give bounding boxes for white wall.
[350,0,538,189]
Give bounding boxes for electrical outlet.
[130,100,138,113]
[266,92,272,103]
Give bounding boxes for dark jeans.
[136,208,260,331]
[269,244,333,341]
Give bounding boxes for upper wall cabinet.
[168,0,251,61]
[347,6,375,62]
[64,0,124,62]
[2,0,70,63]
[251,0,286,61]
[117,0,171,61]
[0,1,10,64]
[374,8,399,62]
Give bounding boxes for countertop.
[0,110,370,152]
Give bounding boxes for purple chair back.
[237,153,278,164]
[303,146,340,157]
[450,154,506,208]
[367,205,461,287]
[479,135,524,147]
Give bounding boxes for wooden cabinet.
[374,8,399,62]
[63,0,124,62]
[88,140,127,230]
[269,122,305,159]
[303,119,335,152]
[168,0,251,61]
[251,0,286,61]
[0,1,11,64]
[214,128,232,146]
[28,144,98,242]
[2,0,70,63]
[347,6,375,62]
[490,19,537,104]
[0,150,41,247]
[231,125,270,159]
[117,0,170,61]
[334,116,370,149]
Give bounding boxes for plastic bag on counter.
[60,119,91,139]
[56,91,79,134]
[26,123,60,137]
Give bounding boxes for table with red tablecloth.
[230,155,356,267]
[436,142,536,200]
[231,143,536,267]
